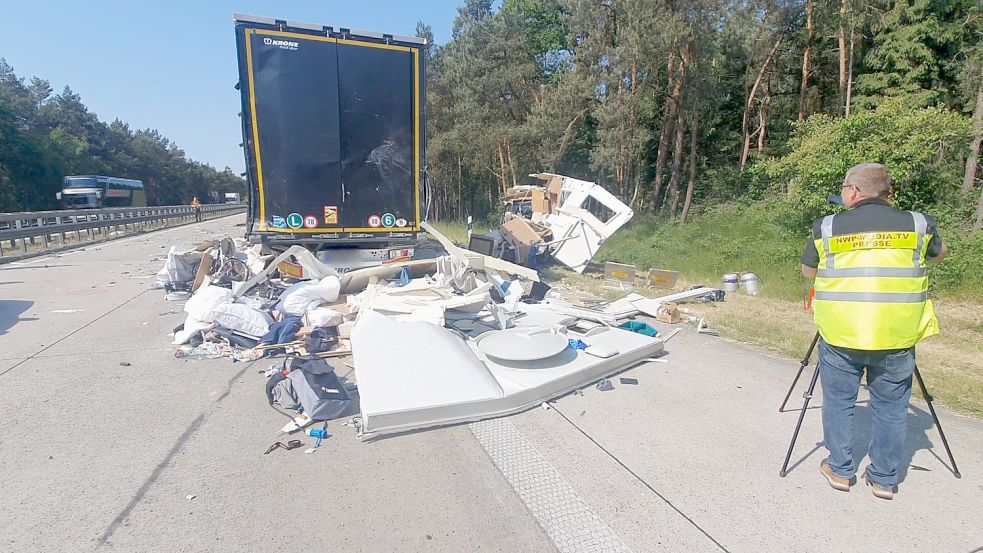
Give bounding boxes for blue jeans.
[819,339,915,488]
[259,315,303,345]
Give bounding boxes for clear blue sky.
[0,0,461,174]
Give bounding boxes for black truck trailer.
[233,14,426,267]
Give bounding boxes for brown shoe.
[862,469,895,500]
[820,459,851,492]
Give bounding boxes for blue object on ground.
[703,289,726,302]
[259,315,303,346]
[619,321,659,337]
[568,339,589,350]
[393,266,411,287]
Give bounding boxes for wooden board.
[191,253,214,292]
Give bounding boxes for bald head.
[843,163,892,200]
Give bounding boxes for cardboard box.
[531,189,549,214]
[500,218,548,265]
[321,295,353,316]
[655,302,681,324]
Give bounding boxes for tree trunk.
[681,117,699,225]
[963,82,983,194]
[975,185,983,231]
[497,142,508,195]
[667,112,687,217]
[740,33,784,170]
[506,139,517,188]
[759,79,771,152]
[457,155,464,218]
[553,107,589,172]
[652,51,680,211]
[798,0,814,122]
[845,27,855,117]
[838,0,849,116]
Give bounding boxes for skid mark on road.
[95,360,254,549]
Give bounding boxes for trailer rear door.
[236,20,423,235]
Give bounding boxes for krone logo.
[262,37,299,49]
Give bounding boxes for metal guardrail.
[0,203,246,256]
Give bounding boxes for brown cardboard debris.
[531,189,549,214]
[278,260,306,280]
[500,218,551,265]
[321,295,353,315]
[655,302,681,324]
[191,253,214,292]
[546,175,564,213]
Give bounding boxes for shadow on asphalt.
[0,299,35,335]
[783,401,956,482]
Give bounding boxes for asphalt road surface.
[1,214,981,553]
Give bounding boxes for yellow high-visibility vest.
[813,211,938,350]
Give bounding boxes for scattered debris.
[186,494,196,501]
[662,328,682,342]
[697,318,720,336]
[655,302,681,324]
[263,440,303,454]
[149,216,722,439]
[490,173,635,272]
[619,377,639,385]
[119,362,131,367]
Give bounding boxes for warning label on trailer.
[323,206,338,225]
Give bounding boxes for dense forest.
[0,60,245,212]
[418,0,983,232]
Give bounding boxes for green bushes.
[758,100,972,229]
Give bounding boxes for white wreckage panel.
[351,308,663,436]
[533,173,634,273]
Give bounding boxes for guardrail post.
[17,220,27,252]
[40,218,49,249]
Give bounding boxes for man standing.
[801,163,947,500]
[191,196,202,223]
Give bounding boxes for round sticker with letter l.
[367,214,382,228]
[286,213,303,229]
[303,215,318,229]
[381,213,397,228]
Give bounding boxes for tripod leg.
[780,361,822,477]
[913,367,961,478]
[780,332,821,412]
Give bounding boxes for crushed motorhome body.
[482,173,635,273]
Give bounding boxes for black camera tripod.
[778,331,961,478]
